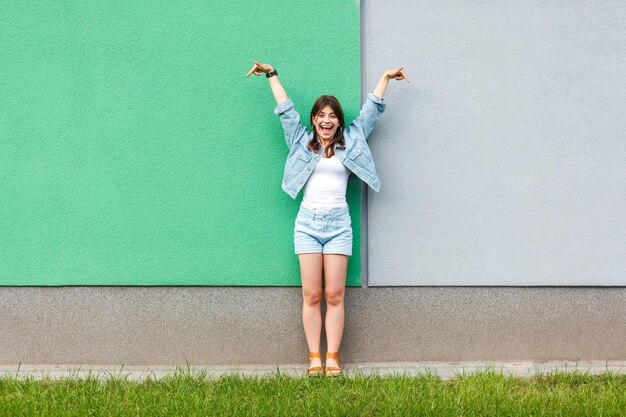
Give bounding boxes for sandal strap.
[325,352,342,375]
[308,366,324,372]
[309,352,321,359]
[325,366,343,376]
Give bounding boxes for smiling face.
[312,105,339,141]
[309,96,345,155]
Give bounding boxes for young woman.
[246,61,408,376]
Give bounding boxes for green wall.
[0,1,362,285]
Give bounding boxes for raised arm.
[349,66,409,140]
[246,60,307,149]
[372,65,410,100]
[245,60,288,105]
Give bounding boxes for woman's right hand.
[245,60,274,77]
[247,60,288,105]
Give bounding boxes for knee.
[324,290,345,306]
[303,289,323,306]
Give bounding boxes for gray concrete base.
[2,287,625,365]
[2,361,624,381]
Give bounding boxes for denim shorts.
[294,204,353,256]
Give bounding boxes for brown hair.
[308,95,346,157]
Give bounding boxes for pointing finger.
[245,64,257,77]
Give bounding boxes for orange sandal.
[307,352,324,376]
[325,352,343,377]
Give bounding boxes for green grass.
[1,367,625,416]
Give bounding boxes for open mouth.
[321,126,333,135]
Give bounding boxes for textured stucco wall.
[365,0,626,285]
[0,1,362,286]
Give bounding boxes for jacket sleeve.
[347,91,386,141]
[274,98,308,150]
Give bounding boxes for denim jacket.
[273,91,386,199]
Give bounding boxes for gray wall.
[365,0,626,285]
[2,1,625,366]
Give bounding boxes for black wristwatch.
[266,69,278,78]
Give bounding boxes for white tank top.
[302,156,350,211]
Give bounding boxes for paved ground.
[1,361,624,381]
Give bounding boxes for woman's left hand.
[385,66,410,83]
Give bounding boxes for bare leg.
[323,254,349,372]
[298,253,323,369]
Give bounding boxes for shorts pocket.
[295,215,311,227]
[332,215,351,228]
